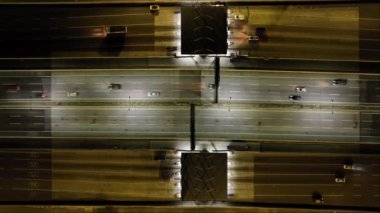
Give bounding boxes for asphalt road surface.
[230,152,380,207]
[2,69,380,105]
[0,149,378,208]
[0,4,378,60]
[0,105,379,144]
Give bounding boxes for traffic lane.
[51,107,189,138]
[235,4,359,60]
[0,7,155,57]
[52,74,202,100]
[0,109,48,132]
[0,149,52,201]
[49,149,178,200]
[252,153,380,164]
[220,74,362,103]
[252,164,345,175]
[0,77,50,100]
[0,7,152,34]
[196,109,361,141]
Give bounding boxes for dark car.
[6,84,20,92]
[312,192,324,204]
[108,83,122,90]
[105,26,127,36]
[332,79,347,85]
[255,27,268,42]
[149,5,160,14]
[289,95,301,100]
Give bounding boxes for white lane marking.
[254,194,344,197]
[55,82,65,85]
[33,115,45,118]
[230,91,241,93]
[28,82,42,85]
[9,123,21,125]
[330,94,341,96]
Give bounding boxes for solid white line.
[254,173,333,176]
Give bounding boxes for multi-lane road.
[0,2,379,211]
[1,69,380,143]
[0,4,378,60]
[230,152,380,207]
[2,69,380,104]
[0,148,379,208]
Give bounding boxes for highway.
[0,148,378,208]
[1,69,380,105]
[0,105,379,144]
[0,2,379,211]
[0,4,378,60]
[230,152,380,207]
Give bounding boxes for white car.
[66,91,78,97]
[295,86,307,92]
[343,164,354,170]
[147,91,160,97]
[105,26,127,36]
[335,177,346,183]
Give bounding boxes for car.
[295,86,307,92]
[289,95,301,100]
[255,27,268,42]
[149,5,160,14]
[39,91,48,98]
[108,83,122,90]
[234,14,246,21]
[105,26,127,36]
[332,79,347,85]
[335,177,346,183]
[248,35,259,42]
[166,46,177,52]
[227,144,249,151]
[6,84,20,92]
[153,151,166,160]
[312,192,324,204]
[343,159,354,170]
[147,91,160,97]
[343,163,354,170]
[66,91,79,97]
